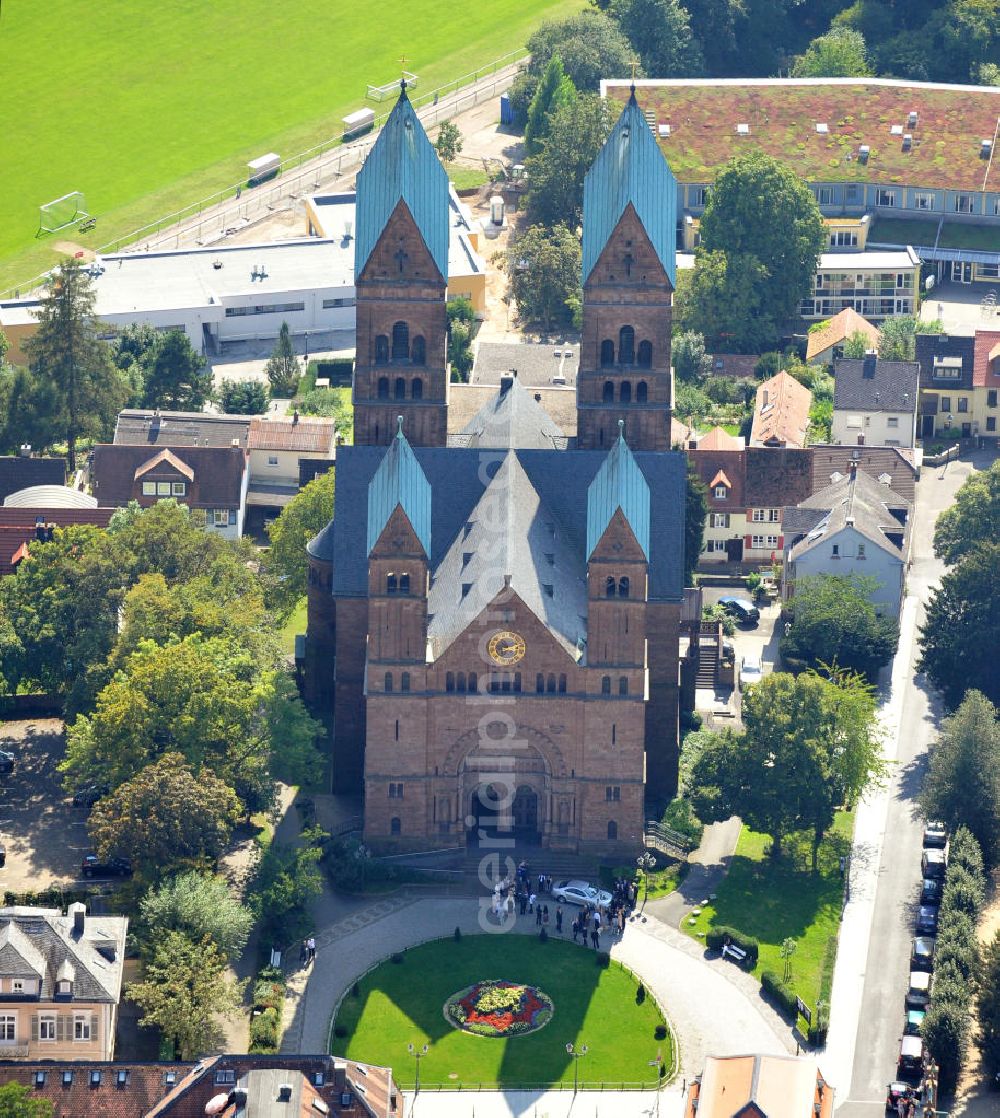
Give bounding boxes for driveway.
[0,719,89,891]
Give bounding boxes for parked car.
[920,877,943,904]
[72,783,110,808]
[551,880,613,908]
[0,750,14,775]
[922,820,948,848]
[718,596,760,626]
[910,936,935,972]
[81,854,132,879]
[915,905,939,935]
[904,1008,925,1036]
[0,843,5,867]
[905,969,932,1009]
[921,848,947,881]
[897,1036,924,1080]
[739,655,763,688]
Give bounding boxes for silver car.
[551,879,613,908]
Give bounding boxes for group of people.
[299,937,317,965]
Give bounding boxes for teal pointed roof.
[366,419,432,557]
[355,87,450,282]
[582,90,677,286]
[586,423,650,559]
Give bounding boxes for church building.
[305,86,687,855]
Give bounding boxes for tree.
[0,1083,54,1117]
[447,297,475,383]
[140,871,253,961]
[677,249,771,353]
[699,152,825,335]
[525,56,576,157]
[933,460,1000,566]
[919,543,1000,707]
[88,752,240,876]
[919,690,1000,866]
[610,0,704,77]
[682,0,747,74]
[128,930,246,1060]
[781,574,899,679]
[435,121,463,162]
[792,28,872,76]
[111,321,159,406]
[23,259,129,470]
[142,329,212,411]
[685,463,707,585]
[219,377,269,414]
[922,999,969,1093]
[525,12,637,94]
[251,826,326,946]
[506,224,582,331]
[672,331,713,382]
[265,469,334,616]
[0,364,63,456]
[977,930,1000,1074]
[525,93,612,230]
[842,330,872,359]
[876,315,943,362]
[265,322,301,397]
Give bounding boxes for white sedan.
[739,655,763,688]
[551,879,613,908]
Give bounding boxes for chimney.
[849,460,858,477]
[333,1064,347,1091]
[499,375,514,395]
[277,1084,293,1102]
[69,902,86,938]
[293,410,300,426]
[762,389,769,407]
[857,434,865,446]
[862,351,877,379]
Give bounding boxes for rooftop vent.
[981,139,993,159]
[815,122,828,134]
[277,1083,293,1102]
[902,133,912,152]
[890,124,903,136]
[908,111,918,128]
[736,123,750,136]
[858,145,870,164]
[658,123,671,137]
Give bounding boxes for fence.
[0,48,528,299]
[643,820,694,861]
[415,1079,665,1092]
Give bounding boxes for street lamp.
[565,1041,588,1094]
[637,851,656,912]
[304,331,310,363]
[407,1042,428,1094]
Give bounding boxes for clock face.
[488,630,526,666]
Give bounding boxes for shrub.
[760,971,798,1017]
[252,979,285,1012]
[249,1006,280,1052]
[941,865,986,920]
[454,926,462,942]
[948,827,986,886]
[257,964,283,983]
[679,709,703,733]
[705,926,760,968]
[662,796,705,848]
[922,1000,969,1093]
[391,952,405,964]
[636,984,646,1005]
[333,1023,348,1038]
[654,1023,667,1040]
[807,1023,828,1047]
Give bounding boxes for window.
[601,676,611,695]
[446,672,455,692]
[845,184,861,203]
[607,820,618,840]
[988,390,998,408]
[386,573,397,594]
[55,979,71,997]
[558,674,567,693]
[829,230,858,248]
[73,1015,91,1041]
[322,297,357,309]
[815,186,833,205]
[958,398,969,413]
[620,380,632,404]
[384,672,393,692]
[750,535,780,550]
[375,337,389,365]
[712,513,729,528]
[388,783,403,799]
[954,193,974,214]
[619,676,628,696]
[0,1016,14,1042]
[876,189,896,208]
[468,671,477,692]
[618,326,635,365]
[401,672,410,693]
[390,817,401,835]
[987,417,996,432]
[39,1015,56,1041]
[940,397,952,412]
[411,377,423,400]
[377,375,389,398]
[411,336,426,365]
[391,321,410,360]
[171,481,186,496]
[536,673,545,693]
[399,573,410,594]
[394,376,406,400]
[225,301,305,317]
[600,341,614,367]
[714,485,727,499]
[768,509,780,522]
[618,576,630,598]
[456,671,466,692]
[846,413,863,429]
[215,1071,237,1086]
[914,191,935,211]
[887,416,899,428]
[266,455,279,466]
[213,509,229,527]
[636,380,648,402]
[693,186,709,206]
[605,576,616,598]
[752,508,765,522]
[832,544,840,557]
[857,544,866,559]
[637,341,652,369]
[142,481,155,495]
[606,785,621,801]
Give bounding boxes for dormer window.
[714,485,727,499]
[56,979,72,997]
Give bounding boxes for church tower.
[353,86,450,448]
[577,91,678,452]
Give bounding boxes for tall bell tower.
[577,90,678,452]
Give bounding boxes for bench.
[78,218,97,232]
[722,942,748,965]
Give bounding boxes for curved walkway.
[280,894,794,1082]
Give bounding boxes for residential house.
[698,426,744,451]
[831,353,919,447]
[915,330,1000,440]
[92,444,248,538]
[246,415,336,530]
[750,370,812,449]
[811,444,917,503]
[690,446,814,566]
[0,1054,399,1117]
[113,408,251,449]
[0,507,117,576]
[806,307,881,365]
[684,1054,835,1118]
[707,354,760,379]
[973,330,1000,440]
[0,456,65,502]
[783,465,912,617]
[0,903,127,1062]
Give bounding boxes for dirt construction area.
[0,719,90,892]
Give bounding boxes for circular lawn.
[331,935,672,1089]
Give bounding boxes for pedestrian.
[507,893,515,917]
[529,891,537,914]
[536,903,543,926]
[896,1095,907,1118]
[519,891,527,916]
[571,917,580,944]
[299,939,308,966]
[618,907,626,935]
[906,1099,915,1118]
[556,905,563,934]
[593,909,601,934]
[307,936,317,962]
[543,905,550,925]
[591,927,599,949]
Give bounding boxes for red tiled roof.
[0,510,117,575]
[972,330,1000,388]
[805,308,880,361]
[751,371,812,449]
[0,1062,194,1117]
[249,416,336,453]
[699,426,743,451]
[689,448,746,509]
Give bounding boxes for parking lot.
[699,586,784,704]
[0,719,91,892]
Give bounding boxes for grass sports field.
[0,0,579,293]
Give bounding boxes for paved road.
[834,450,990,1117]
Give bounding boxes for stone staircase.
[695,638,718,689]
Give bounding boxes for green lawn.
[445,163,490,193]
[278,597,308,657]
[332,935,670,1089]
[685,812,854,1012]
[0,0,581,293]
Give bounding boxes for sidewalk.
[405,1085,685,1117]
[644,817,743,929]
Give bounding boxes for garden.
[331,934,672,1089]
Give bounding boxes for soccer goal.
[366,72,418,101]
[38,191,89,235]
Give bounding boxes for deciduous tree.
[218,377,269,414]
[435,121,463,162]
[933,460,1000,565]
[265,469,334,617]
[672,331,712,382]
[677,249,771,353]
[506,224,582,331]
[610,0,704,77]
[525,12,637,94]
[0,1082,54,1116]
[685,463,707,585]
[265,322,301,397]
[251,826,326,946]
[128,931,246,1060]
[792,28,872,76]
[140,871,253,961]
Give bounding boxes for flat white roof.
[676,248,919,271]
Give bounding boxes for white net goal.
[366,72,418,101]
[38,192,89,235]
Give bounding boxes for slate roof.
[92,444,247,508]
[810,444,917,502]
[587,427,650,559]
[0,906,127,1003]
[582,91,677,286]
[973,329,1000,388]
[329,443,686,611]
[472,341,578,388]
[248,416,336,453]
[788,468,911,561]
[366,423,432,556]
[355,88,449,282]
[0,457,65,502]
[805,308,880,361]
[427,452,588,660]
[914,332,975,391]
[744,447,815,508]
[114,409,251,449]
[454,375,565,450]
[751,371,812,449]
[833,356,919,413]
[447,384,577,440]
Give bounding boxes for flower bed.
[444,979,553,1038]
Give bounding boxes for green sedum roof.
[586,422,650,559]
[366,418,432,557]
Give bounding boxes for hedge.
[315,358,354,387]
[761,971,798,1018]
[253,979,285,1013]
[249,1007,280,1053]
[706,926,760,968]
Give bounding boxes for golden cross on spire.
[629,57,640,82]
[398,54,410,93]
